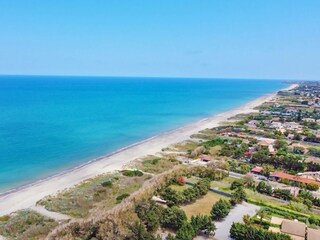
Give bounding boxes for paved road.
[214,202,260,240]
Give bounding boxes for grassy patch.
[0,210,57,240]
[245,189,287,207]
[191,129,218,140]
[181,192,225,219]
[38,173,150,218]
[170,140,199,152]
[169,184,190,192]
[134,155,181,174]
[210,176,236,192]
[122,169,143,177]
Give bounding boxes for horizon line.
[0,73,316,82]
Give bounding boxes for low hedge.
[247,198,309,218]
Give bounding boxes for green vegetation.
[116,193,130,203]
[0,210,57,240]
[230,186,247,205]
[211,199,231,220]
[134,155,181,174]
[256,181,272,195]
[230,222,291,240]
[122,169,144,177]
[38,173,150,218]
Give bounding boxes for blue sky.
[0,1,319,80]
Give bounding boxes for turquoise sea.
[0,76,285,192]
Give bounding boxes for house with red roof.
[270,172,320,186]
[251,167,264,175]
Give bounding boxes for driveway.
[214,202,260,240]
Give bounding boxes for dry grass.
[47,165,190,239]
[191,129,218,140]
[170,140,199,152]
[132,155,181,174]
[181,192,225,219]
[38,172,151,218]
[0,210,57,240]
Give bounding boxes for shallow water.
[0,76,284,192]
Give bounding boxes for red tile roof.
[270,172,320,186]
[251,167,263,173]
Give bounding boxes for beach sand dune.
[0,84,297,216]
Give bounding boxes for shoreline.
[0,84,298,216]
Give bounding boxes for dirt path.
[30,205,71,222]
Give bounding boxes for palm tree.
[256,208,267,225]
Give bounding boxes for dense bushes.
[135,200,216,239]
[116,193,130,203]
[246,198,320,225]
[122,170,144,177]
[309,147,320,157]
[256,181,272,195]
[191,167,228,181]
[230,223,291,240]
[161,206,187,230]
[161,178,211,206]
[211,199,231,220]
[273,189,293,201]
[190,215,216,233]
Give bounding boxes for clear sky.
[0,1,319,80]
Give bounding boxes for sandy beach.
[0,84,298,217]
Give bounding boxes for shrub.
[122,170,144,177]
[230,187,246,205]
[211,199,231,220]
[256,181,272,195]
[273,189,292,201]
[230,222,291,240]
[178,177,187,186]
[116,193,130,203]
[307,183,319,191]
[160,206,187,230]
[230,179,244,190]
[175,222,196,240]
[101,180,113,187]
[190,215,216,234]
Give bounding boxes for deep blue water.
[0,76,285,192]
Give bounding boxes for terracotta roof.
[270,172,320,186]
[251,167,263,173]
[281,220,306,237]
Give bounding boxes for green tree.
[175,222,196,240]
[211,199,231,220]
[135,200,163,232]
[256,181,272,195]
[257,208,267,225]
[274,140,288,151]
[128,221,155,240]
[166,234,175,240]
[230,179,244,190]
[230,186,247,205]
[160,206,187,230]
[273,189,292,201]
[190,215,216,234]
